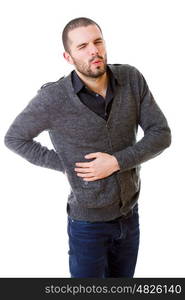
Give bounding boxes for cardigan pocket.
[81,178,101,189]
[71,173,120,208]
[66,166,101,190]
[65,163,120,208]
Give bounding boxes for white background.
[1,0,184,277]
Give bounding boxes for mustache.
[89,55,104,63]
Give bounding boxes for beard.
[71,53,107,78]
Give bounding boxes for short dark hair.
[62,17,102,52]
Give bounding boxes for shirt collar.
[72,65,118,94]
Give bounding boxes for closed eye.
[77,39,103,50]
[79,45,86,49]
[77,43,87,49]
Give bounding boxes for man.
[4,17,171,278]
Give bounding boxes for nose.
[88,43,99,56]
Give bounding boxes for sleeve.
[113,67,172,172]
[4,88,65,173]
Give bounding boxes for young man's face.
[63,25,107,78]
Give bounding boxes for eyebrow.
[76,37,103,49]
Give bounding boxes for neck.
[75,70,108,97]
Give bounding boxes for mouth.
[92,60,102,65]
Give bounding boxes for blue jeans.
[67,204,139,278]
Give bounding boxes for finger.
[84,152,99,159]
[77,173,94,178]
[75,162,92,167]
[83,176,99,181]
[74,167,91,173]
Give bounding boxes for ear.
[63,51,74,65]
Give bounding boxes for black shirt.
[71,66,118,121]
